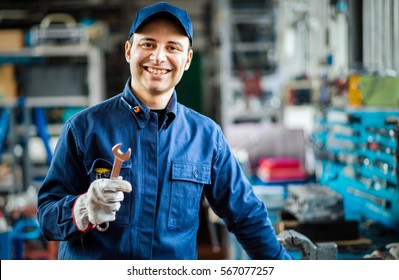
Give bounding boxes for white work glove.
[73,178,132,232]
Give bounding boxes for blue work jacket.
[37,80,292,260]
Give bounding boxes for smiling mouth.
[145,66,169,75]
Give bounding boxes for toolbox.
[256,157,307,182]
[285,184,344,223]
[29,13,88,46]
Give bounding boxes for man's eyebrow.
[167,40,184,47]
[139,37,156,43]
[139,37,184,47]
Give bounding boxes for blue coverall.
[37,79,292,260]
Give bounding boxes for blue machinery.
[0,218,41,260]
[0,98,53,188]
[0,99,53,259]
[312,108,399,231]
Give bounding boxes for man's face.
[125,17,193,103]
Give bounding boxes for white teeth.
[147,67,167,75]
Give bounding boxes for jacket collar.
[121,78,177,129]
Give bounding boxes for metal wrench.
[110,143,131,179]
[96,143,131,232]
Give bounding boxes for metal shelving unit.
[214,0,281,127]
[0,45,105,107]
[0,44,105,193]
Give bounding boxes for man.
[37,2,293,260]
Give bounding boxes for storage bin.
[20,65,86,97]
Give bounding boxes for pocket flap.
[85,158,132,175]
[172,162,211,184]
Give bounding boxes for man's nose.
[150,48,166,64]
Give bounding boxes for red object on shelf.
[257,157,307,182]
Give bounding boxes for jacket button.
[133,106,141,113]
[193,170,199,178]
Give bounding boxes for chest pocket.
[168,162,211,229]
[86,158,133,226]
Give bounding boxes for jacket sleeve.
[204,127,293,260]
[37,121,90,241]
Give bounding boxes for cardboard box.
[0,64,17,101]
[0,29,24,50]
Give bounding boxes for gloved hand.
[73,178,132,232]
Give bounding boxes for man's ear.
[185,50,193,71]
[125,40,132,63]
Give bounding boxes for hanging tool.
[347,187,390,209]
[96,143,131,232]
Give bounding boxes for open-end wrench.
[96,143,131,232]
[110,143,131,179]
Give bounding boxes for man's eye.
[142,43,153,48]
[168,46,179,51]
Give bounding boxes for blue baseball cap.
[128,2,193,46]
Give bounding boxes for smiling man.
[37,1,293,260]
[127,14,193,109]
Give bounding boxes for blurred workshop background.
[1,0,399,260]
